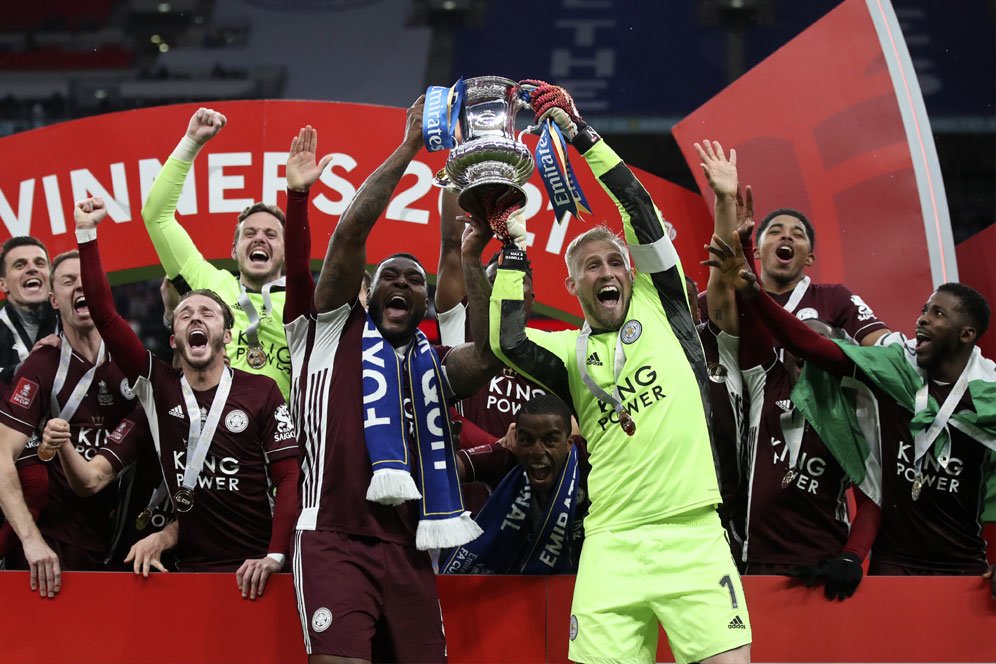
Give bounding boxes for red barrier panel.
[1,572,992,663]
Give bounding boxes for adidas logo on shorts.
[728,615,746,630]
[776,399,792,412]
[168,405,184,419]
[586,352,603,366]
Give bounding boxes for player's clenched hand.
[524,81,583,141]
[124,530,171,577]
[286,125,334,193]
[74,197,108,230]
[186,107,226,145]
[41,418,71,458]
[402,95,425,153]
[236,556,282,600]
[497,422,517,453]
[23,534,60,598]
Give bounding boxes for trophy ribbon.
[422,78,465,152]
[41,335,107,462]
[777,408,806,490]
[575,323,636,437]
[175,368,234,513]
[238,277,285,370]
[532,119,591,222]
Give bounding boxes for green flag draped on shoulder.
[790,336,996,506]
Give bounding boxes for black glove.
[792,552,863,601]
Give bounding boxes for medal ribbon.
[179,368,233,493]
[238,277,285,352]
[910,352,974,478]
[0,307,31,361]
[576,323,628,421]
[422,78,465,152]
[781,276,811,314]
[51,333,106,420]
[778,407,806,474]
[534,120,591,222]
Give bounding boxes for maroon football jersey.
[741,360,850,567]
[437,301,547,440]
[132,356,298,571]
[287,302,453,544]
[0,345,134,562]
[864,377,989,573]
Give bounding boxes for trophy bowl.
[434,76,534,223]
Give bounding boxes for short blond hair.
[564,225,630,279]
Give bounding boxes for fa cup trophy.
[423,76,534,246]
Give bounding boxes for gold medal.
[911,475,923,501]
[618,411,636,436]
[173,488,195,513]
[247,345,267,369]
[135,509,152,531]
[37,445,57,462]
[781,469,798,489]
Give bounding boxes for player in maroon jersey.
[283,105,500,662]
[70,196,299,600]
[706,230,995,583]
[0,250,136,597]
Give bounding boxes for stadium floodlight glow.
[150,34,162,44]
[159,43,170,53]
[158,3,172,12]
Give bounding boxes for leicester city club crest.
[620,319,642,344]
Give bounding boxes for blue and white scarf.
[440,445,580,574]
[361,315,481,549]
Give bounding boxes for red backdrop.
[0,572,992,663]
[0,101,712,324]
[673,0,958,335]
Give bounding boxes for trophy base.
[458,181,526,225]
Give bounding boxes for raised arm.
[441,214,500,400]
[694,139,744,336]
[434,190,466,315]
[74,198,148,381]
[314,96,425,313]
[284,125,333,322]
[140,107,226,279]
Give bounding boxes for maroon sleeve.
[829,284,888,342]
[0,463,49,556]
[736,292,776,370]
[742,290,853,376]
[984,522,996,566]
[0,350,56,436]
[97,407,148,473]
[259,382,299,462]
[283,188,315,323]
[267,456,298,556]
[456,443,515,488]
[842,487,881,561]
[78,236,148,381]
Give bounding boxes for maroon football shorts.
[292,529,446,662]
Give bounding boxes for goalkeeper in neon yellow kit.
[489,82,752,664]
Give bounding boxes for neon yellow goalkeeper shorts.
[568,507,751,664]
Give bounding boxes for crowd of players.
[0,82,992,664]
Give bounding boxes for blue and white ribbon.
[534,120,591,221]
[422,78,465,152]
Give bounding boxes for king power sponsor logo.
[173,450,242,491]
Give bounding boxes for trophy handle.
[433,168,459,192]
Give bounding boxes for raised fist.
[186,107,227,145]
[524,82,583,141]
[74,197,108,230]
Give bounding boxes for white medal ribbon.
[781,276,811,314]
[911,351,975,477]
[576,323,628,417]
[179,368,233,492]
[0,307,31,361]
[51,334,106,420]
[238,277,285,349]
[778,407,806,473]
